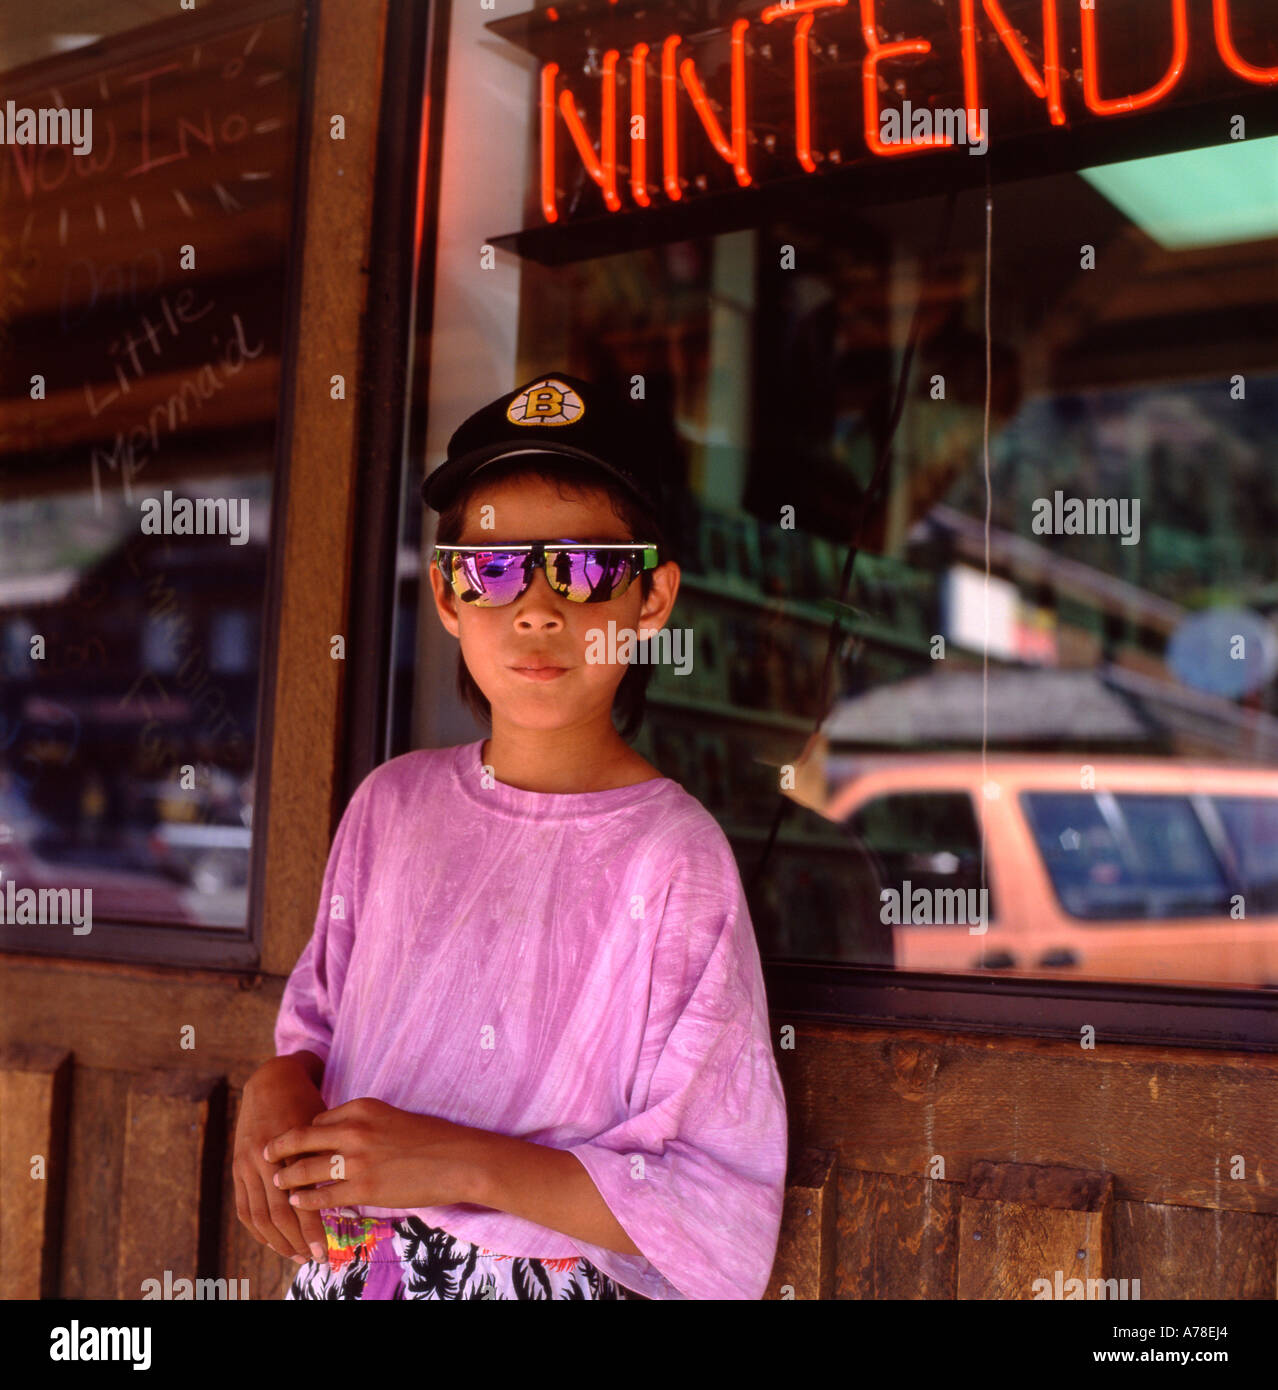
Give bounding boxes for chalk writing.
[88,302,265,505]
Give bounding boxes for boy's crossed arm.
[235,1054,641,1262]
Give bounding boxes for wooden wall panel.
[768,1147,838,1299]
[114,1072,223,1300]
[0,1045,70,1299]
[59,1066,129,1301]
[1112,1200,1278,1300]
[957,1160,1113,1300]
[777,1025,1278,1215]
[836,1169,962,1299]
[821,1163,1278,1300]
[0,958,284,1078]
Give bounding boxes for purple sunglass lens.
[445,548,638,605]
[452,551,530,604]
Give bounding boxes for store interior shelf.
[646,688,816,732]
[677,571,935,655]
[720,820,852,851]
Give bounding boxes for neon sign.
[510,0,1278,226]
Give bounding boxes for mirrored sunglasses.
[433,540,660,607]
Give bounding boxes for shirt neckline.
[450,739,679,819]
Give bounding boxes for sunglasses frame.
[433,540,661,606]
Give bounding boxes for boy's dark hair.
[432,455,677,742]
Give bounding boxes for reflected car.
[150,820,251,894]
[0,781,194,925]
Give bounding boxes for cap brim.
[421,443,650,512]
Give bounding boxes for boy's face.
[429,474,680,733]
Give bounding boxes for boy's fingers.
[233,1174,254,1234]
[241,1154,310,1260]
[272,1157,318,1190]
[265,1158,331,1261]
[264,1125,324,1163]
[239,1164,327,1265]
[237,1130,332,1263]
[309,1100,361,1125]
[295,1206,329,1265]
[243,1173,296,1259]
[263,1173,316,1259]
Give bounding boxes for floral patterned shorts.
[285,1210,642,1300]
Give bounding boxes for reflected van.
[824,756,1278,988]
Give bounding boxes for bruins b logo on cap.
[506,377,584,427]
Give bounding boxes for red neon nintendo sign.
[529,0,1277,225]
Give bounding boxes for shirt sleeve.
[563,841,789,1300]
[272,773,373,1069]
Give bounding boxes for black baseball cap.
[420,371,669,521]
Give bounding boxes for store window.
[0,0,308,959]
[387,0,1278,1011]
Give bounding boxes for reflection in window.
[850,792,995,922]
[1022,793,1232,920]
[1210,798,1278,915]
[394,0,1278,994]
[0,2,306,937]
[746,800,889,967]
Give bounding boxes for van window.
[848,792,995,924]
[1211,797,1278,914]
[1021,793,1232,920]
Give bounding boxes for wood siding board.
[957,1161,1113,1300]
[0,1045,71,1299]
[114,1071,221,1300]
[1112,1199,1278,1300]
[836,1169,962,1299]
[777,1023,1278,1215]
[58,1066,130,1300]
[0,961,284,1076]
[768,1147,837,1299]
[965,1158,1113,1211]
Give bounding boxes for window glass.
[849,792,995,923]
[0,0,307,941]
[1117,794,1231,904]
[392,0,1278,992]
[748,799,891,965]
[1212,797,1278,914]
[1022,792,1232,920]
[1020,792,1137,919]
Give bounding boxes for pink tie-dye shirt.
[273,739,789,1300]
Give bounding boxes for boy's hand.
[233,1055,330,1266]
[265,1097,486,1211]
